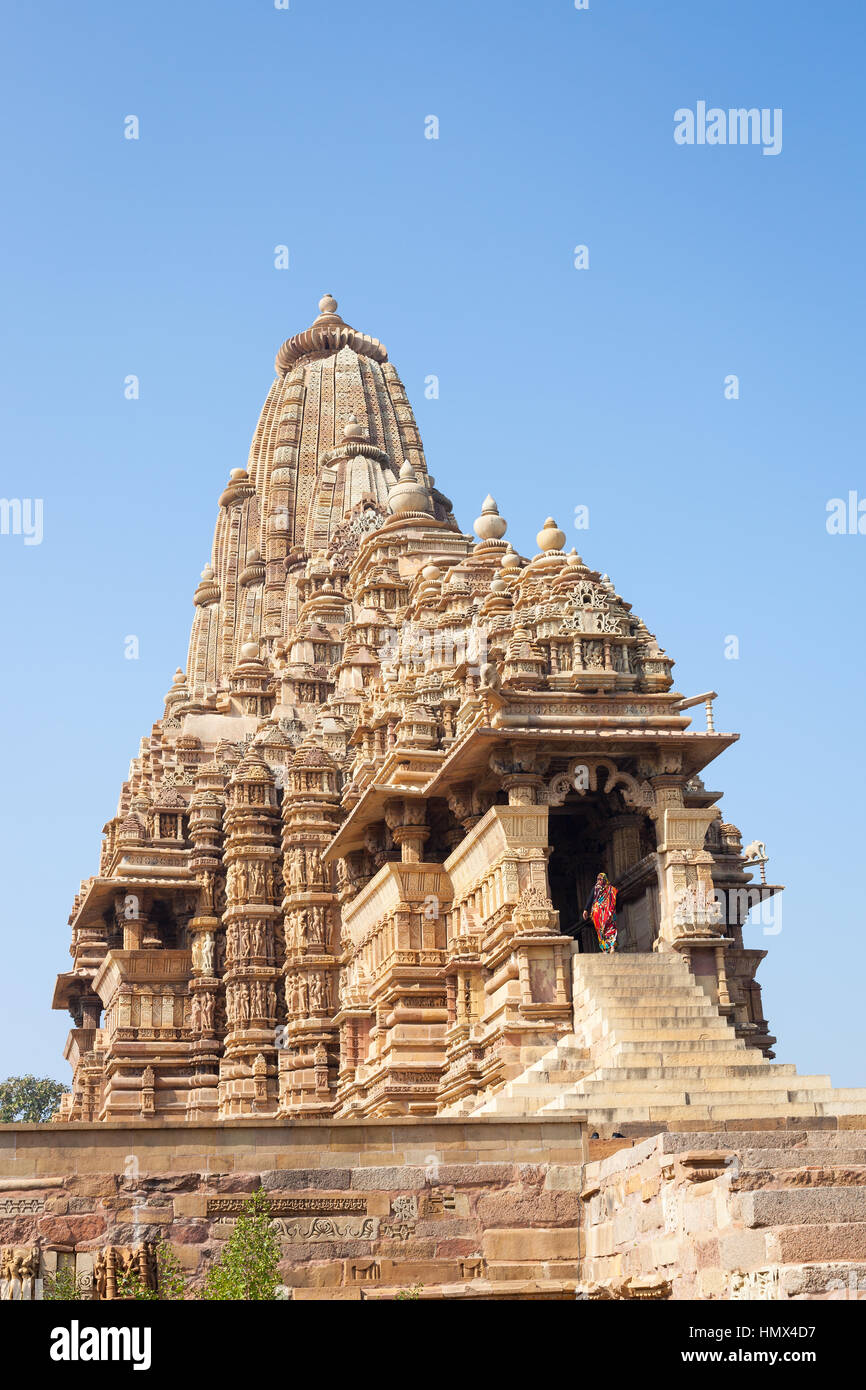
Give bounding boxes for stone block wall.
[580,1126,866,1300]
[7,1116,866,1299]
[0,1117,586,1300]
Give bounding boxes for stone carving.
[0,1198,44,1216]
[743,840,768,863]
[272,1216,380,1243]
[93,1244,158,1300]
[191,932,215,975]
[207,1196,366,1217]
[1,1247,40,1282]
[729,1268,781,1301]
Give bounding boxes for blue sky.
[1,0,864,1086]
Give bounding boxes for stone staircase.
[469,953,866,1129]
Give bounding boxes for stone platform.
[4,1114,866,1299]
[0,1116,587,1299]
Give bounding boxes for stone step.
[596,1050,756,1071]
[573,977,697,993]
[586,1063,799,1081]
[572,1067,828,1089]
[503,1079,587,1099]
[541,1097,825,1120]
[573,955,687,968]
[595,1026,737,1043]
[523,1047,586,1071]
[602,1040,750,1057]
[570,1085,838,1108]
[575,997,715,1015]
[507,1068,588,1090]
[583,1006,722,1028]
[591,1054,756,1073]
[574,971,706,985]
[574,981,712,997]
[806,1089,866,1104]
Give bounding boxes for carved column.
[385,798,428,863]
[650,799,725,963]
[608,814,642,881]
[186,758,227,1119]
[279,744,342,1114]
[219,748,282,1116]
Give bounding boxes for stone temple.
[4,295,865,1301]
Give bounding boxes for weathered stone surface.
[170,1223,209,1245]
[474,1190,581,1227]
[768,1223,866,1263]
[482,1227,583,1261]
[262,1169,353,1192]
[349,1167,429,1190]
[36,1214,106,1245]
[738,1188,866,1228]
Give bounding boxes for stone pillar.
[279,744,342,1115]
[219,747,282,1117]
[608,814,642,881]
[651,804,726,967]
[186,758,227,1119]
[385,798,428,863]
[501,773,544,806]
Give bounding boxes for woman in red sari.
[582,872,618,953]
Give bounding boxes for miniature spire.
[536,517,566,553]
[387,459,431,515]
[473,495,507,542]
[342,412,365,440]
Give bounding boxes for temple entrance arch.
[545,777,659,953]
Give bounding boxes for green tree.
[0,1074,69,1123]
[43,1265,86,1301]
[201,1188,282,1301]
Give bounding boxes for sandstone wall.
[0,1117,587,1300]
[580,1127,866,1301]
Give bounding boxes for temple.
[24,296,866,1300]
[51,292,864,1126]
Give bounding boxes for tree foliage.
[200,1188,282,1301]
[0,1074,69,1123]
[43,1265,87,1301]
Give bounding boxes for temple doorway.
[547,794,612,953]
[546,791,658,953]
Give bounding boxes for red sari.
[591,874,618,952]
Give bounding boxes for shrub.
[200,1189,282,1301]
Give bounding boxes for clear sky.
[1,0,864,1088]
